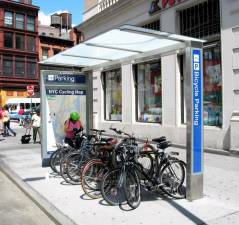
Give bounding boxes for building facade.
[39,25,75,62]
[0,0,39,106]
[39,12,81,64]
[77,0,239,151]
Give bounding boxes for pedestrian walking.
[2,105,16,137]
[31,110,41,144]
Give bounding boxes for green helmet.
[70,112,80,121]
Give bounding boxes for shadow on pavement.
[165,199,208,225]
[23,176,46,182]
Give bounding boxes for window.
[27,16,35,31]
[135,61,162,123]
[26,36,35,51]
[16,14,25,29]
[53,49,61,55]
[142,19,160,31]
[15,57,25,77]
[3,56,13,76]
[179,0,220,39]
[179,0,222,127]
[6,91,14,96]
[4,11,13,27]
[17,92,24,97]
[4,33,13,48]
[103,69,122,121]
[25,103,30,110]
[203,44,222,126]
[27,58,36,78]
[16,34,25,50]
[42,48,49,60]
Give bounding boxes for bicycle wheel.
[124,169,141,209]
[101,169,126,206]
[50,148,67,174]
[66,152,87,183]
[81,160,107,199]
[59,154,74,184]
[159,160,186,199]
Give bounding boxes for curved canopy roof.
[40,25,205,69]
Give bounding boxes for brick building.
[0,0,39,106]
[39,13,82,64]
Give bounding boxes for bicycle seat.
[157,140,171,149]
[152,136,166,143]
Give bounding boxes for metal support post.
[185,41,204,201]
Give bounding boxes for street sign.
[27,85,34,96]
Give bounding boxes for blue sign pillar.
[192,49,203,174]
[186,42,204,201]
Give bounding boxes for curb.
[0,159,77,225]
[172,144,239,158]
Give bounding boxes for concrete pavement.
[0,170,57,225]
[0,122,239,225]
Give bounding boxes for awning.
[40,25,205,69]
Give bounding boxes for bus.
[6,98,40,120]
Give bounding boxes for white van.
[6,98,40,120]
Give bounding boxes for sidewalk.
[1,122,239,225]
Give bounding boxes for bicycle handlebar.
[90,128,106,133]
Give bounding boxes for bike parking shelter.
[40,25,205,201]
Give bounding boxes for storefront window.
[136,61,162,123]
[203,45,222,126]
[179,0,222,127]
[104,69,122,121]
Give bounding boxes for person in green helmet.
[64,112,83,148]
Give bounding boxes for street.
[0,170,56,225]
[1,122,239,225]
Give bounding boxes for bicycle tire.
[81,160,107,199]
[66,152,87,183]
[159,160,186,199]
[101,169,126,206]
[50,148,67,174]
[124,169,141,209]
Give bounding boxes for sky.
[32,0,84,27]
